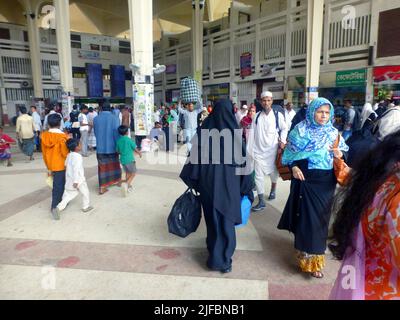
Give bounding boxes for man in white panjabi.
[247,91,288,212]
[235,105,248,124]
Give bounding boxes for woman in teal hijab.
[278,97,349,279]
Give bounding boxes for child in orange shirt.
[41,114,70,220]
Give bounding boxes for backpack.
[352,107,363,131]
[70,111,79,123]
[255,108,282,134]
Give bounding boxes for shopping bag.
[46,175,53,189]
[180,77,201,104]
[168,188,202,238]
[236,196,252,228]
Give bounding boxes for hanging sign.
[240,52,252,78]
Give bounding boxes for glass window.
[119,40,130,48]
[101,45,111,52]
[71,42,81,49]
[0,28,11,40]
[90,44,100,51]
[71,34,81,41]
[119,47,131,54]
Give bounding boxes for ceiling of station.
[0,0,262,40]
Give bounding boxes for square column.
[192,0,205,87]
[128,0,154,137]
[20,0,43,99]
[305,0,324,104]
[54,0,74,112]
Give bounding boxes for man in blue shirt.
[94,101,122,195]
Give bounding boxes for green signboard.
[336,69,366,87]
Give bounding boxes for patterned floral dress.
[362,171,400,300]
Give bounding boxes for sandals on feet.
[99,188,109,195]
[311,271,324,279]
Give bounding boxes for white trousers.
[80,130,89,156]
[184,128,196,152]
[254,162,279,195]
[57,181,90,210]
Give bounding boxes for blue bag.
[236,196,252,228]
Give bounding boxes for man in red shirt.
[0,126,16,167]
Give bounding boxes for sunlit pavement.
[0,127,340,300]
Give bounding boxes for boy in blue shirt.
[116,125,142,196]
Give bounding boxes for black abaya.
[277,159,337,255]
[179,99,254,271]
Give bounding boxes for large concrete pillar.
[192,0,205,87]
[20,0,43,99]
[365,0,379,104]
[54,0,74,112]
[128,0,154,136]
[284,0,295,104]
[305,0,324,104]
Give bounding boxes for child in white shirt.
[57,139,93,215]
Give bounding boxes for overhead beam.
[71,0,128,18]
[154,0,191,16]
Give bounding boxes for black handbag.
[168,188,202,238]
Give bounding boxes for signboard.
[336,69,366,87]
[61,92,74,114]
[166,64,177,74]
[204,83,230,101]
[373,65,400,85]
[133,83,153,136]
[78,50,100,60]
[240,52,252,78]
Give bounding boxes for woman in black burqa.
[179,99,254,273]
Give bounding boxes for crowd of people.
[179,91,399,300]
[1,90,399,300]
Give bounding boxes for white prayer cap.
[241,105,248,109]
[260,91,273,99]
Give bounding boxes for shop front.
[319,69,367,107]
[203,83,230,105]
[373,65,400,101]
[287,76,306,107]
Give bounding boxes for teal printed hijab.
[282,97,347,168]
